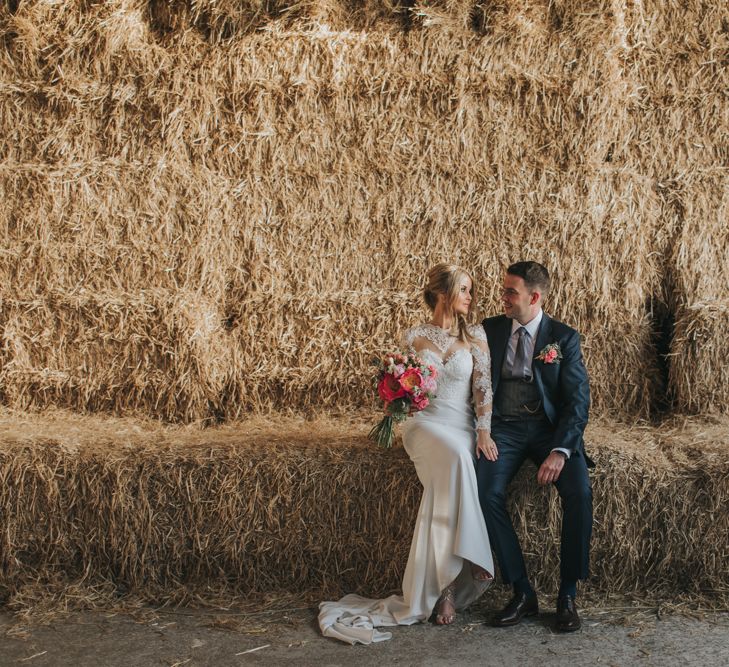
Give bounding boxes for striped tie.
[511,326,531,380]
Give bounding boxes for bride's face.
[453,277,473,316]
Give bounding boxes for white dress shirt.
[506,310,543,378]
[507,310,571,460]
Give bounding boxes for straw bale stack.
[636,0,729,414]
[0,409,727,605]
[6,0,715,421]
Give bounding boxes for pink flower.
[392,364,406,378]
[536,343,562,364]
[378,374,406,403]
[412,394,429,411]
[421,375,437,393]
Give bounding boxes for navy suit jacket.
[482,313,593,466]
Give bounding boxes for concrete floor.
[2,602,728,667]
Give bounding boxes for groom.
[477,261,593,632]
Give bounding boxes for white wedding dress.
[319,323,495,644]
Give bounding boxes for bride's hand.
[476,431,498,461]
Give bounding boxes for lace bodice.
[417,348,473,403]
[401,323,493,432]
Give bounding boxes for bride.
[319,263,497,644]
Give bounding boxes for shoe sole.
[556,623,581,632]
[492,610,539,627]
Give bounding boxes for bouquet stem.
[368,416,395,449]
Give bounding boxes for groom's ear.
[529,291,541,306]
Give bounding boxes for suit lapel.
[490,316,512,392]
[533,313,553,394]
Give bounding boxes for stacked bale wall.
[629,0,729,415]
[3,0,726,422]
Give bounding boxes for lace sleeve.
[469,325,493,432]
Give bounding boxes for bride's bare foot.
[470,563,494,582]
[434,584,456,625]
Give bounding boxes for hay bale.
[670,300,729,415]
[665,174,729,307]
[0,410,727,605]
[0,290,228,422]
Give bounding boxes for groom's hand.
[537,452,565,485]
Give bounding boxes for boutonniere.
[536,343,562,364]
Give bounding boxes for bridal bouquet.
[368,351,438,448]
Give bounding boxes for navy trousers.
[476,418,593,585]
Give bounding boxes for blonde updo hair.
[423,263,476,344]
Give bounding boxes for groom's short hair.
[507,261,551,297]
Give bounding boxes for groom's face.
[501,273,539,323]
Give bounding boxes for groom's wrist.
[551,448,570,460]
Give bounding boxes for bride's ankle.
[470,562,493,582]
[435,584,456,625]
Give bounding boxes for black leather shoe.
[492,592,539,627]
[556,595,581,632]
